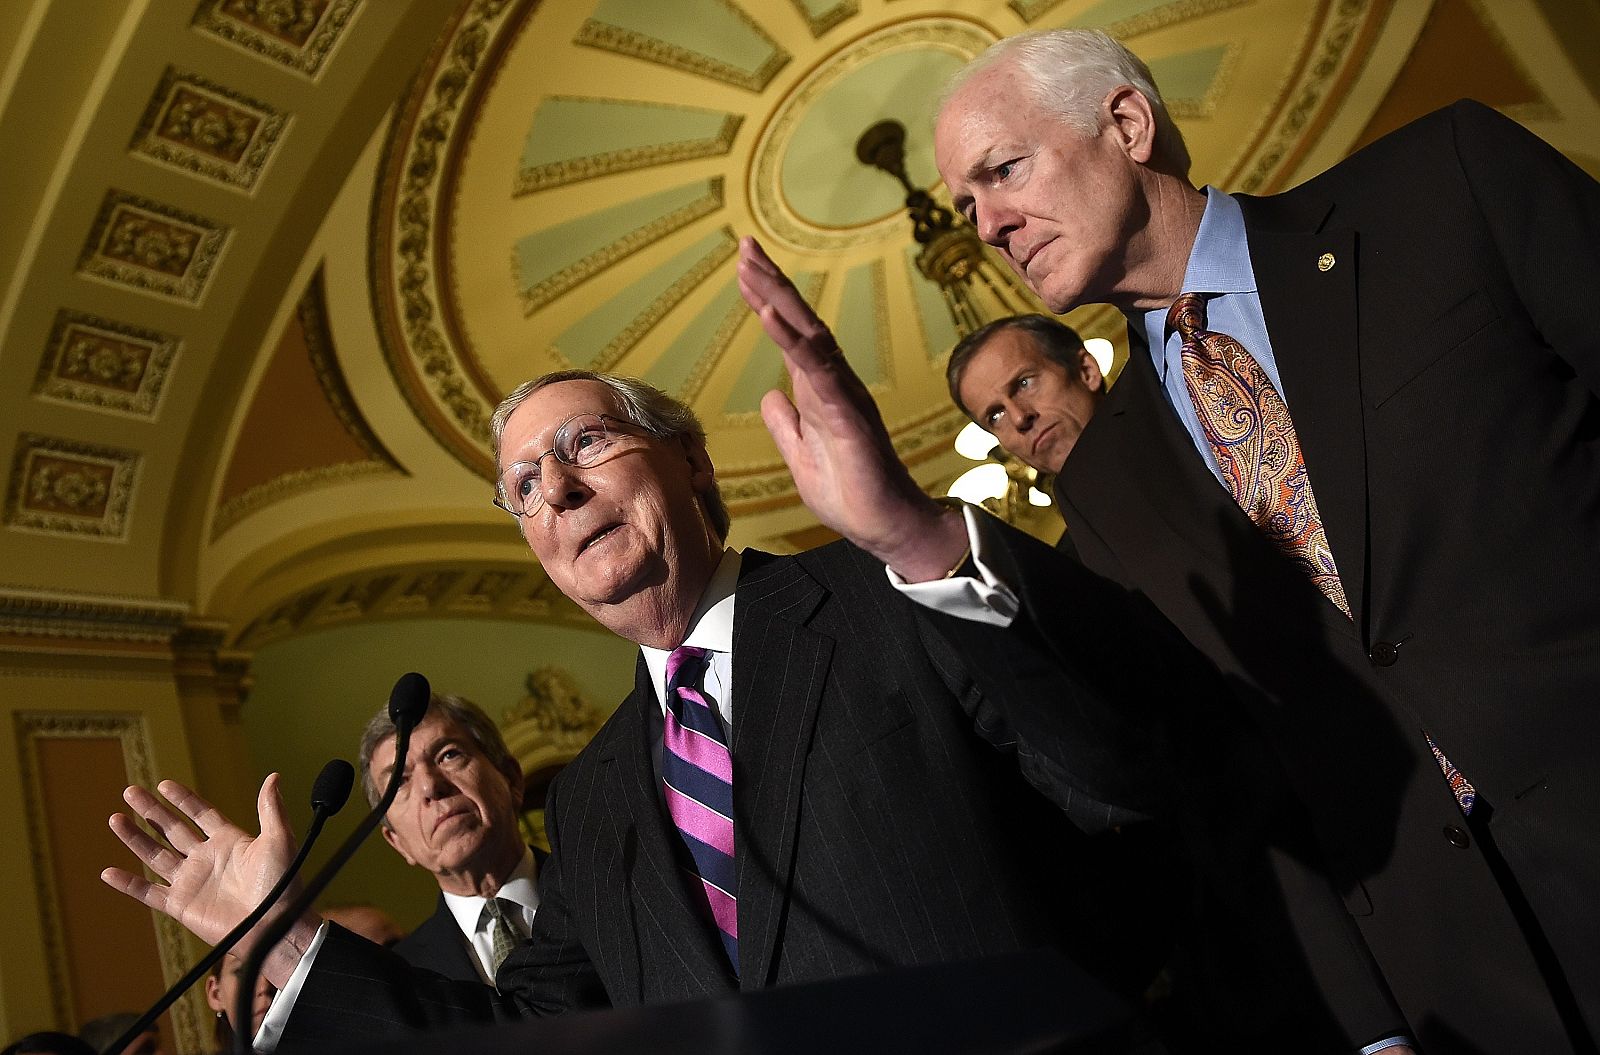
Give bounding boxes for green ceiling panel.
[830,261,886,386]
[723,271,823,416]
[903,246,960,362]
[1146,45,1231,106]
[518,98,740,192]
[514,178,723,313]
[581,0,787,89]
[552,227,736,371]
[1066,0,1180,28]
[643,278,748,399]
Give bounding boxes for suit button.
[1444,825,1470,849]
[1370,641,1400,666]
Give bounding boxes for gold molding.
[209,461,395,540]
[565,226,739,375]
[77,191,229,304]
[5,434,141,541]
[748,18,994,253]
[1164,41,1244,120]
[372,0,521,476]
[514,100,742,196]
[677,281,755,405]
[516,178,726,316]
[574,0,790,92]
[130,67,289,190]
[1231,0,1381,193]
[302,269,406,470]
[0,587,189,643]
[789,0,860,38]
[192,0,362,78]
[230,560,595,650]
[33,311,180,420]
[1094,0,1253,39]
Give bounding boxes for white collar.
[640,547,741,703]
[440,845,539,933]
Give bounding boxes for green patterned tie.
[481,897,521,979]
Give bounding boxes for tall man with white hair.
[742,25,1600,1055]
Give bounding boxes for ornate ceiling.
[2,0,1597,647]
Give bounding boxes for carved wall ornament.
[192,0,361,77]
[78,192,228,303]
[132,68,289,189]
[230,562,595,650]
[0,587,189,643]
[33,311,179,420]
[371,0,518,475]
[6,435,140,540]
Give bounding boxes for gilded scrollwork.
[6,435,140,540]
[78,192,228,303]
[34,311,178,419]
[132,68,288,189]
[193,0,361,77]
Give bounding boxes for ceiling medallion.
[748,17,995,254]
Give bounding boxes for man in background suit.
[946,314,1105,480]
[754,25,1600,1055]
[358,694,540,984]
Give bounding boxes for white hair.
[940,29,1190,174]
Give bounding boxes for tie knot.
[481,897,513,927]
[1167,292,1208,340]
[666,645,709,690]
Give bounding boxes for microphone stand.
[232,672,431,1054]
[101,760,355,1055]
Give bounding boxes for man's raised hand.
[736,236,966,581]
[102,774,317,984]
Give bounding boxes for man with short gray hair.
[359,693,540,986]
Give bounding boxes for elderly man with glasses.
[104,358,1363,1048]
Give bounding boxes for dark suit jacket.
[1053,100,1600,1051]
[281,540,1342,1048]
[391,848,549,984]
[392,896,481,983]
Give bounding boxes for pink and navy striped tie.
[661,645,738,972]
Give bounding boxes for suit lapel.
[602,654,731,993]
[726,550,831,988]
[1241,196,1371,626]
[1065,331,1247,569]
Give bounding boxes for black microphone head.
[310,759,355,816]
[388,671,431,731]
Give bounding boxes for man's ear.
[682,434,716,496]
[204,974,224,1012]
[502,758,526,812]
[1078,347,1105,394]
[1102,85,1158,164]
[380,823,416,866]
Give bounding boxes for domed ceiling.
[1,0,1597,644]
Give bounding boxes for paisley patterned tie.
[1170,292,1476,813]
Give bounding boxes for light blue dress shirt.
[1138,186,1287,487]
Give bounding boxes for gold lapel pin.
[1317,252,1336,272]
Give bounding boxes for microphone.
[232,672,432,1055]
[101,759,355,1055]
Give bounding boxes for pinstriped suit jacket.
[280,538,1182,1046]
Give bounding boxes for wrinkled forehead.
[935,65,1032,167]
[501,379,624,460]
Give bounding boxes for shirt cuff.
[1358,1037,1413,1054]
[251,920,330,1053]
[887,503,1020,627]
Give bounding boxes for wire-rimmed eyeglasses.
[494,413,640,517]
